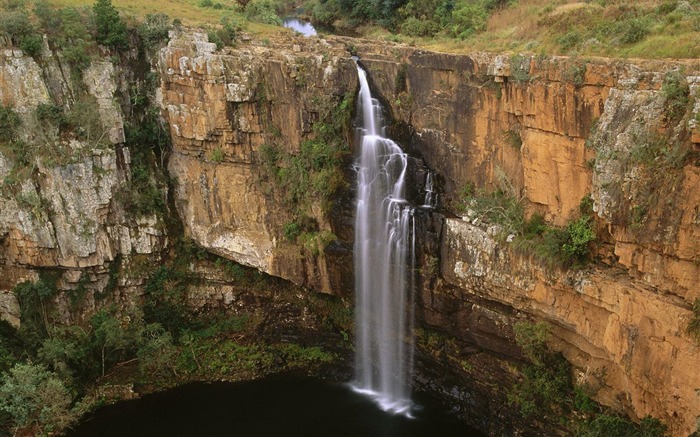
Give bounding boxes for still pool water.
[69,376,484,436]
[283,18,317,37]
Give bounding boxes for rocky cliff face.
[158,31,357,294]
[2,28,700,436]
[0,44,166,326]
[347,41,700,435]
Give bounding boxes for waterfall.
[422,172,437,208]
[353,64,415,416]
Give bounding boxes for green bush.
[93,0,129,50]
[284,222,302,241]
[562,216,596,260]
[557,30,581,52]
[661,71,690,121]
[687,299,700,342]
[0,363,77,435]
[66,95,106,144]
[620,18,650,44]
[510,54,531,82]
[13,276,59,350]
[450,0,490,37]
[119,111,168,217]
[136,323,177,377]
[143,266,191,338]
[0,10,43,57]
[0,322,23,374]
[458,188,525,236]
[138,13,172,49]
[36,103,67,131]
[244,0,282,25]
[400,17,440,37]
[210,147,224,163]
[578,414,667,437]
[629,130,687,169]
[0,105,21,141]
[209,15,242,49]
[508,321,572,418]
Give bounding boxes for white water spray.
[352,64,415,416]
[422,172,437,209]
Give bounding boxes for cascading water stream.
[422,172,437,209]
[352,63,415,416]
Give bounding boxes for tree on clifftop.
[93,0,128,50]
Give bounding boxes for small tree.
[90,309,130,376]
[0,362,76,434]
[93,0,128,50]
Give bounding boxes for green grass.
[40,0,281,36]
[355,0,700,60]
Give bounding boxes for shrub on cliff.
[138,13,172,50]
[93,0,128,50]
[562,216,596,261]
[0,8,43,57]
[508,321,572,418]
[578,414,667,437]
[687,299,700,342]
[244,0,282,25]
[0,105,21,141]
[0,363,78,435]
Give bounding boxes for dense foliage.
[509,321,668,436]
[457,184,596,268]
[93,0,128,49]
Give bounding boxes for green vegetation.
[0,363,82,435]
[93,0,129,49]
[578,414,667,437]
[118,79,170,218]
[0,249,344,434]
[508,321,572,417]
[210,147,224,163]
[244,0,282,25]
[687,298,700,342]
[508,321,667,435]
[36,2,96,79]
[258,92,353,251]
[457,184,596,268]
[208,15,243,49]
[510,53,530,83]
[304,0,700,59]
[137,12,172,50]
[0,105,21,141]
[503,129,522,149]
[661,70,690,121]
[0,4,43,57]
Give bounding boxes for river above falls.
[283,17,317,36]
[69,376,484,436]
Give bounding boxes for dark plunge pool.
[69,376,484,437]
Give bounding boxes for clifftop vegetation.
[305,0,700,58]
[6,0,700,58]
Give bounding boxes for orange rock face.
[346,41,700,434]
[158,31,358,293]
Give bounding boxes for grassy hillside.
[4,0,699,58]
[308,0,700,59]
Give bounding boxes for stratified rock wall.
[157,31,357,293]
[346,41,700,435]
[0,45,166,324]
[2,29,699,436]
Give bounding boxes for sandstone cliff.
[346,41,700,435]
[0,44,166,326]
[2,27,700,436]
[158,31,357,294]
